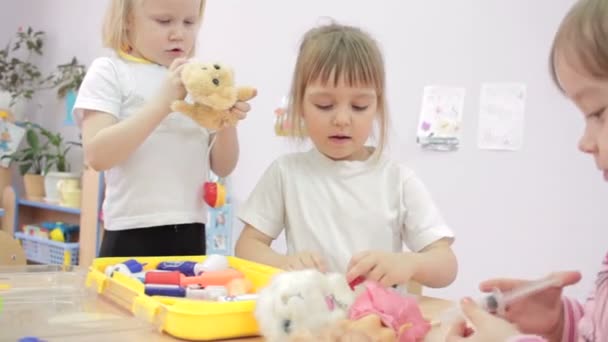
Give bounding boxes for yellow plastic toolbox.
[86,255,281,341]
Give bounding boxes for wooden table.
[1,266,454,341]
[53,295,454,341]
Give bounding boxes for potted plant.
[0,27,56,120]
[52,57,86,125]
[54,57,86,99]
[1,122,48,200]
[39,126,80,203]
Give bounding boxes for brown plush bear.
[171,62,257,130]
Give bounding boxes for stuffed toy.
[288,314,395,342]
[255,270,431,342]
[254,269,357,342]
[171,62,257,130]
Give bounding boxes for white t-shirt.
[73,54,210,231]
[238,148,454,273]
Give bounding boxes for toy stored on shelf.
[40,222,79,243]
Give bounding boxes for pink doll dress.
[348,281,431,342]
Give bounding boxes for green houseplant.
[38,126,81,203]
[1,122,81,202]
[52,57,86,125]
[53,57,86,99]
[0,26,87,122]
[1,122,49,200]
[0,27,56,119]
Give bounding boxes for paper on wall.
[416,86,466,151]
[477,83,527,151]
[0,118,26,168]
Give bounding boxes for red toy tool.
[203,182,226,208]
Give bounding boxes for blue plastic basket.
[14,232,79,265]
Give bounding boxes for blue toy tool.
[157,261,203,277]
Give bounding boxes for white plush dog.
[254,269,357,342]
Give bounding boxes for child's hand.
[476,271,581,341]
[346,251,417,287]
[445,297,521,342]
[283,252,327,272]
[158,57,189,110]
[229,101,252,121]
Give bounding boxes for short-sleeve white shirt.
[73,54,210,231]
[238,148,454,273]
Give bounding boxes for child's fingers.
[366,265,386,284]
[347,251,369,272]
[311,254,327,273]
[173,64,188,81]
[548,271,582,287]
[480,271,581,293]
[169,57,189,71]
[346,255,374,282]
[459,297,499,327]
[445,320,470,342]
[233,101,251,113]
[230,107,246,120]
[479,278,525,293]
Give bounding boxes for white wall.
[4,0,606,302]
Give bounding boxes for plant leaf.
[19,162,32,175]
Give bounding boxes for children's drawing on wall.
[0,111,26,167]
[416,86,466,151]
[274,95,290,136]
[477,83,527,151]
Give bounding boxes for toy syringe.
[437,276,561,325]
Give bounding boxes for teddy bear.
[171,61,257,130]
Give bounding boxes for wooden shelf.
[1,168,105,267]
[17,199,81,215]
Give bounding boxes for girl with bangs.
[235,22,457,291]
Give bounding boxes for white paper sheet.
[416,86,466,151]
[0,119,26,168]
[477,83,527,151]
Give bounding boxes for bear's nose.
[212,78,219,86]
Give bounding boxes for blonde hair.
[286,22,389,156]
[102,0,206,52]
[549,0,608,90]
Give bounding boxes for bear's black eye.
[213,64,220,70]
[282,319,292,334]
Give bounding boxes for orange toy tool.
[180,268,244,287]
